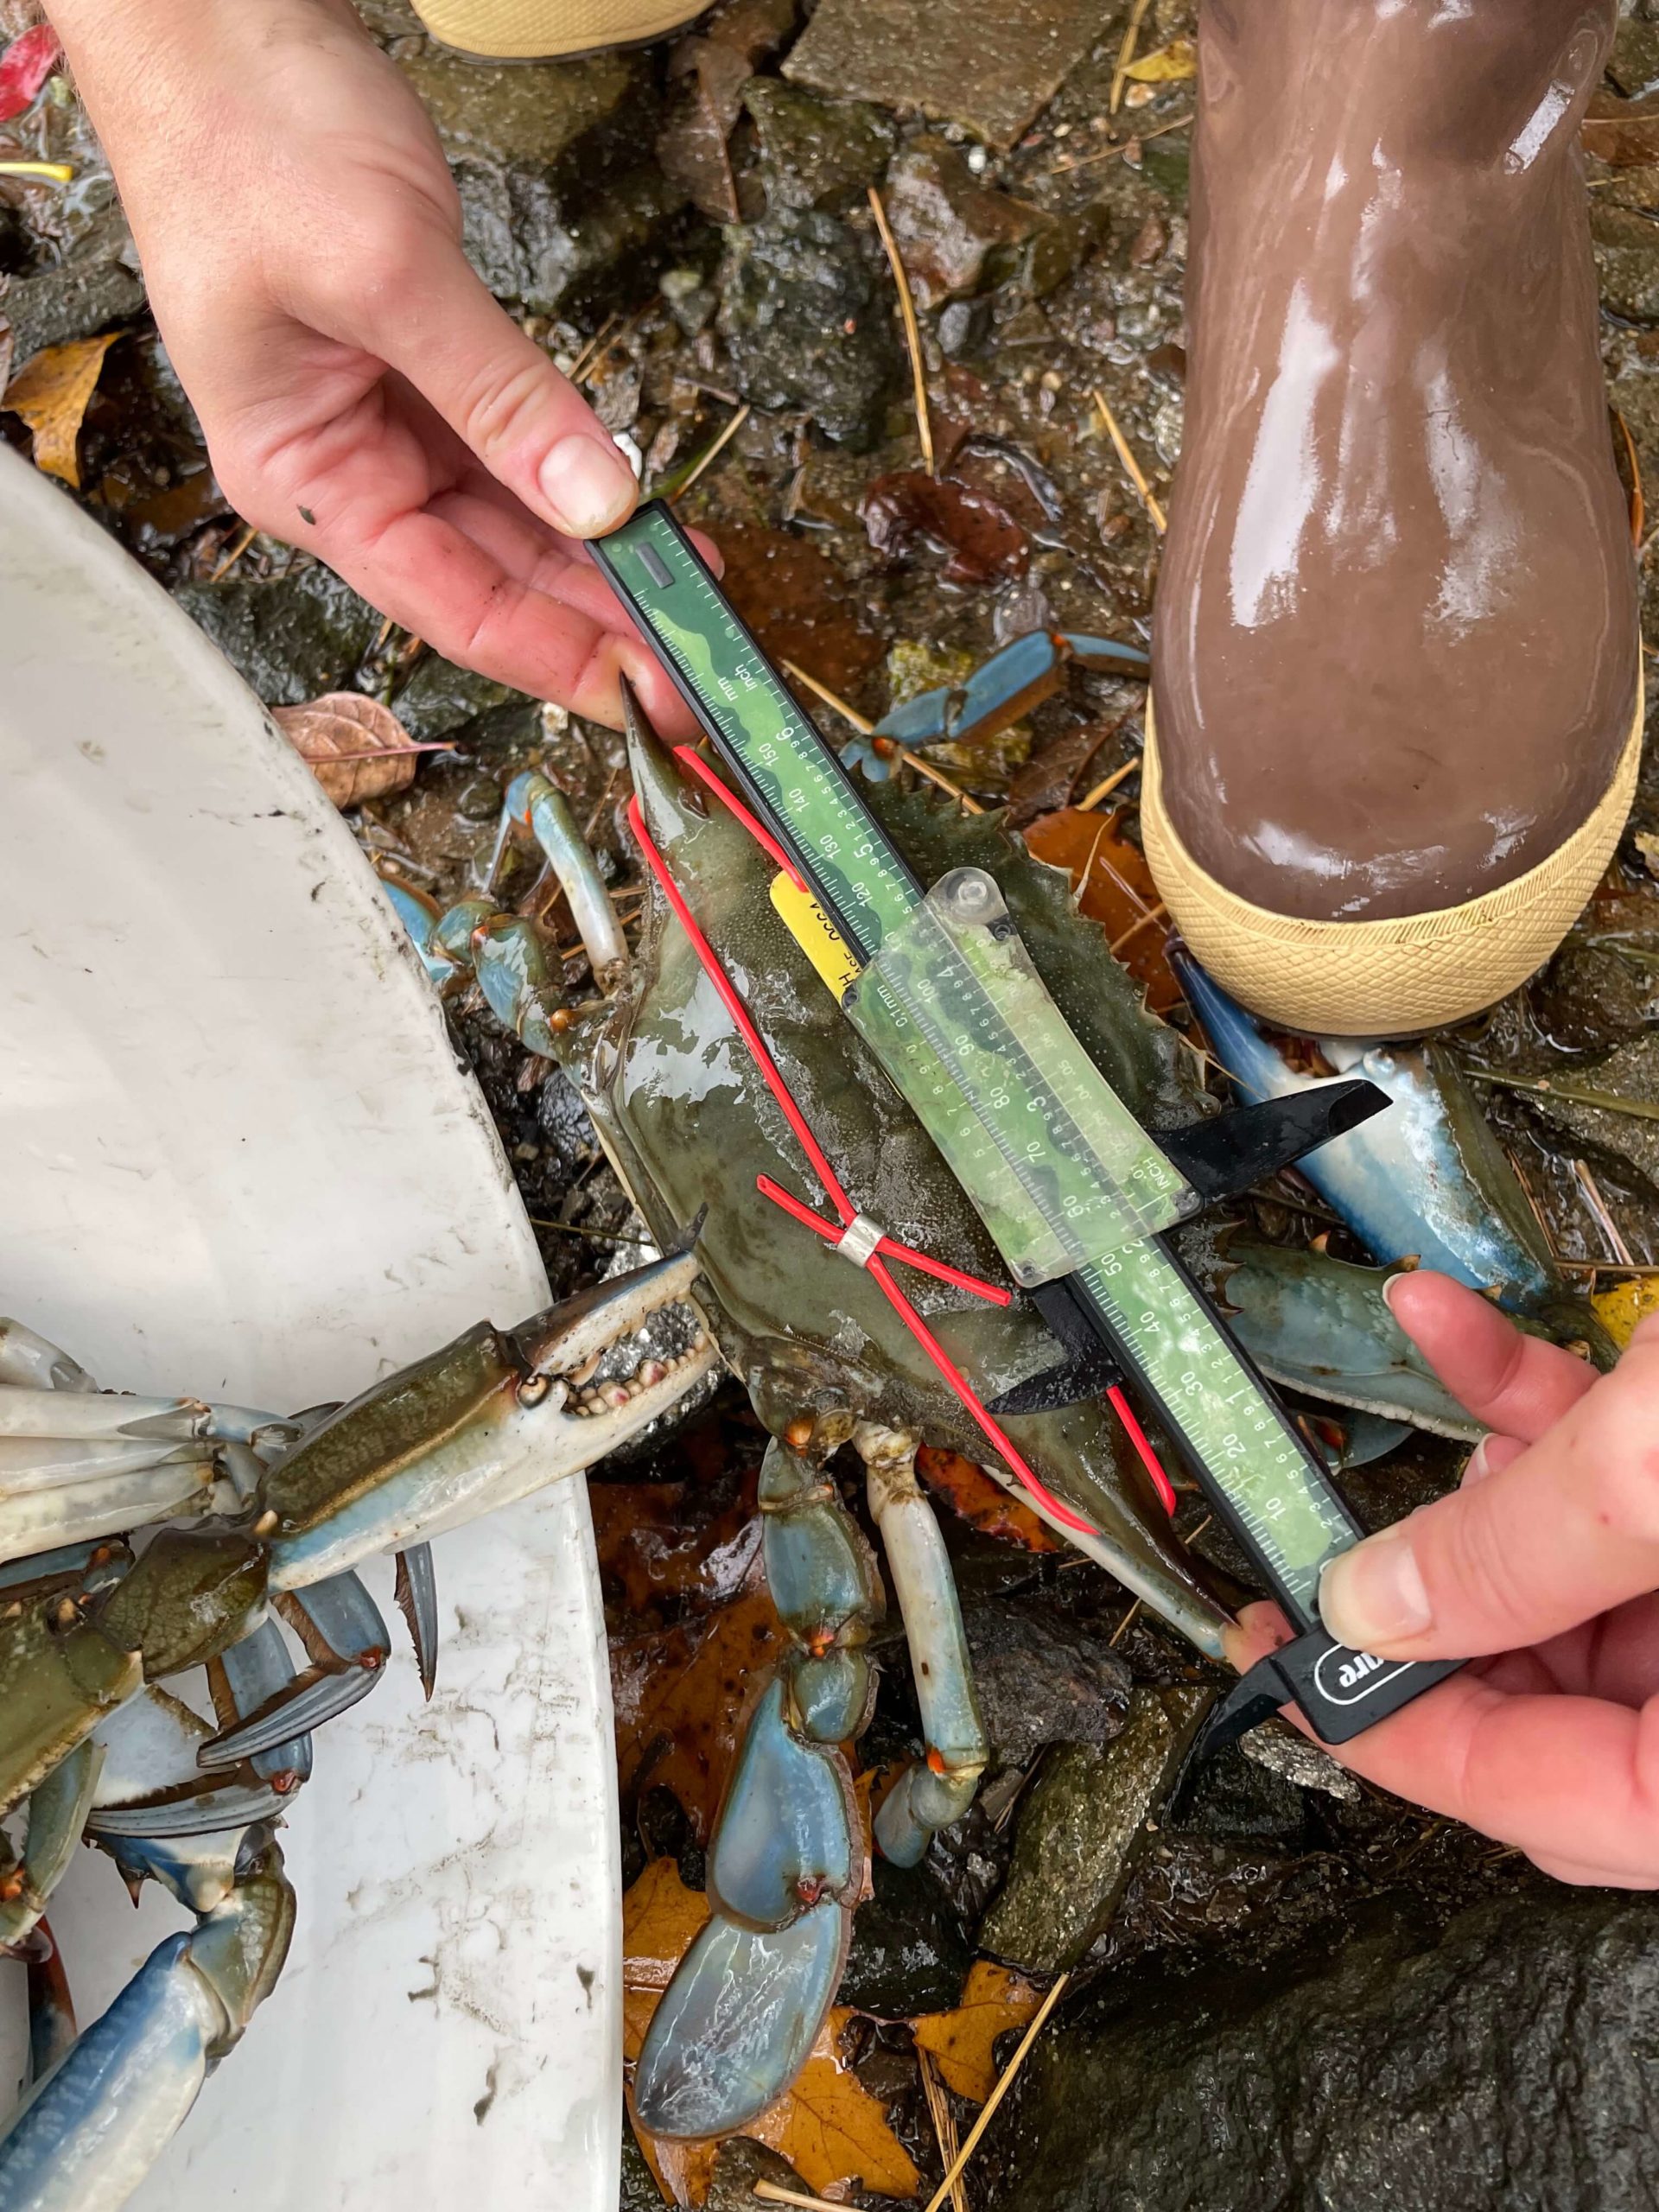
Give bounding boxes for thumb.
[367,243,639,539]
[1319,1315,1659,1660]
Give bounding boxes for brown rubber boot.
[1143,0,1642,1035]
[410,0,707,60]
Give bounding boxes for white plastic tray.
[0,444,620,2209]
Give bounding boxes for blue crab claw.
[85,1688,295,1842]
[1220,1239,1483,1441]
[706,1677,861,1930]
[207,1620,314,1787]
[198,1573,388,1767]
[394,1543,439,1700]
[632,1897,849,2140]
[845,628,1150,776]
[0,1837,295,2212]
[261,1249,716,1592]
[1172,946,1560,1309]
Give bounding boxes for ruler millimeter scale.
[594,501,1460,1748]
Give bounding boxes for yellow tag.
[770,873,861,1001]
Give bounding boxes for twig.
[1092,388,1166,533]
[662,401,752,503]
[1109,0,1155,114]
[781,658,874,734]
[869,183,935,475]
[752,2185,853,2212]
[1077,755,1142,812]
[527,1216,648,1245]
[1573,1159,1636,1268]
[567,313,619,387]
[0,159,73,181]
[208,522,258,584]
[920,1974,1072,2212]
[1617,408,1645,552]
[918,2048,969,2212]
[315,741,457,764]
[1465,1068,1659,1122]
[1046,111,1191,175]
[1109,901,1166,956]
[1107,1596,1142,1647]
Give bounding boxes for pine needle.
[919,1974,1071,2212]
[780,656,983,811]
[1617,408,1644,551]
[919,2048,969,2212]
[1046,111,1192,175]
[0,159,73,181]
[869,183,935,475]
[1573,1159,1636,1268]
[1092,388,1166,533]
[780,658,874,735]
[1077,755,1142,811]
[208,522,258,584]
[1109,0,1155,113]
[1109,901,1167,956]
[663,401,752,502]
[752,2184,858,2212]
[1465,1068,1659,1122]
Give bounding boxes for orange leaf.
[1023,805,1180,1013]
[271,693,424,809]
[911,1960,1046,2104]
[918,1445,1059,1553]
[3,333,119,490]
[613,1578,785,1840]
[623,1860,921,2204]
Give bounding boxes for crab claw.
[263,1250,717,1592]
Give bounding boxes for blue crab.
[0,1257,715,2207]
[386,683,1609,2141]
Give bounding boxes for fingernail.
[538,435,636,537]
[1381,1271,1406,1316]
[1463,1435,1495,1486]
[1319,1527,1432,1650]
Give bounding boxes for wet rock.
[883,137,1107,308]
[785,0,1108,151]
[1,241,143,365]
[718,209,898,447]
[397,48,681,314]
[1529,936,1659,1054]
[743,80,898,213]
[1240,1719,1359,1804]
[938,296,993,359]
[705,2136,810,2212]
[987,1890,1659,2212]
[391,653,523,742]
[619,2117,662,2211]
[840,1853,973,2017]
[1592,201,1659,323]
[980,1685,1211,1974]
[173,563,379,708]
[962,1597,1130,1766]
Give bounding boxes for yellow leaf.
[911,1960,1045,2105]
[272,692,423,808]
[1124,36,1197,79]
[2,332,119,489]
[621,1860,921,2204]
[1592,1276,1659,1351]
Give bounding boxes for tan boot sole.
[410,0,707,59]
[1141,675,1644,1036]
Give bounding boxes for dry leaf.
[1123,36,1197,80]
[1592,1276,1659,1351]
[2,332,119,489]
[272,693,422,808]
[911,1960,1046,2104]
[918,1446,1059,1553]
[622,1859,921,2207]
[1022,805,1180,1013]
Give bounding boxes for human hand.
[1229,1269,1659,1885]
[46,0,705,731]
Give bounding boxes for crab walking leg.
[633,1439,883,2140]
[26,1932,78,2086]
[855,1424,988,1868]
[506,772,629,984]
[0,1325,94,1396]
[0,1844,296,2212]
[263,1251,715,1592]
[0,1743,104,1948]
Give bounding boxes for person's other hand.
[48,0,706,730]
[1229,1269,1659,1885]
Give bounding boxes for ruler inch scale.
[594,501,1462,1749]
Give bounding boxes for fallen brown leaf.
[918,1446,1059,1553]
[911,1960,1046,2104]
[623,1859,921,2206]
[1023,805,1180,1014]
[2,332,119,489]
[861,471,1030,587]
[271,693,423,808]
[1123,36,1197,80]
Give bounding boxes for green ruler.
[594,503,1356,1628]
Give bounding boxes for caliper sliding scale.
[594,500,1462,1755]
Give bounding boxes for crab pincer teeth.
[198,1574,389,1766]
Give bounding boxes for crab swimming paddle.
[594,500,1463,1756]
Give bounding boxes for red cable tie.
[755,1173,1013,1306]
[672,747,807,893]
[1106,1382,1178,1517]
